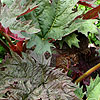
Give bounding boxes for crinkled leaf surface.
[0,51,78,100]
[33,0,98,39]
[33,0,80,40]
[0,0,39,37]
[28,0,98,51]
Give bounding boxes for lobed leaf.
[86,75,100,97]
[27,34,53,54]
[64,33,80,48]
[75,75,100,100]
[59,33,79,49]
[0,0,99,54]
[0,51,78,100]
[78,19,98,36]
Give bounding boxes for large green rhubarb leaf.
[25,0,98,53]
[33,0,80,39]
[33,0,98,39]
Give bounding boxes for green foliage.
[78,4,92,12]
[86,75,100,100]
[88,33,100,46]
[0,0,99,54]
[0,46,5,55]
[59,33,79,49]
[78,19,97,36]
[78,0,100,12]
[74,85,84,100]
[0,35,7,63]
[96,20,100,29]
[95,0,100,5]
[74,75,100,100]
[23,0,98,53]
[78,1,100,46]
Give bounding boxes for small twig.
[75,63,100,84]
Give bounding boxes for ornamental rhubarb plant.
[0,0,99,55]
[0,51,79,100]
[0,0,100,100]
